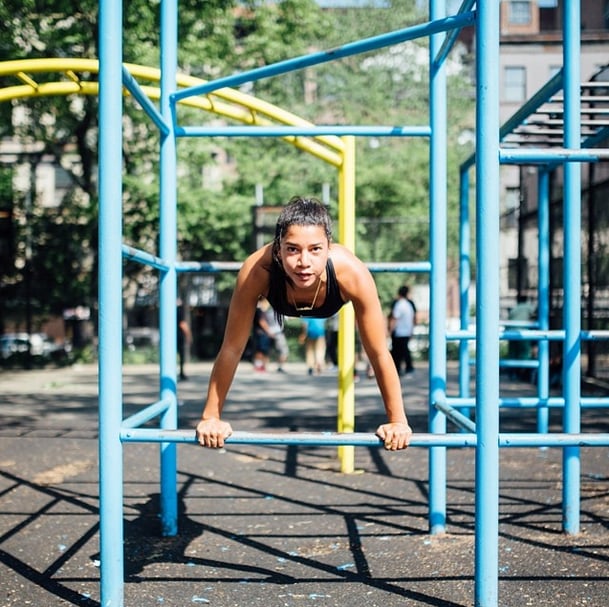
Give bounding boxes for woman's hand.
[375,421,412,451]
[196,417,233,449]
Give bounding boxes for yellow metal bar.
[0,59,344,167]
[0,82,99,102]
[16,71,39,89]
[337,136,356,473]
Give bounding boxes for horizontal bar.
[501,434,609,447]
[499,148,609,164]
[176,125,431,138]
[177,260,243,273]
[177,260,432,274]
[445,329,609,342]
[499,359,539,369]
[120,428,475,447]
[122,397,173,429]
[119,429,609,448]
[365,261,431,273]
[446,396,609,408]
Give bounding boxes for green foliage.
[0,0,475,331]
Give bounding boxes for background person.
[389,285,416,376]
[176,299,192,381]
[299,316,326,375]
[253,297,289,372]
[325,312,339,369]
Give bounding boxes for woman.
[196,196,412,450]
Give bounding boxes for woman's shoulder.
[237,244,273,291]
[328,244,372,300]
[241,244,273,273]
[329,243,367,276]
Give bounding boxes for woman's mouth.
[295,272,314,283]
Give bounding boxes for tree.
[0,0,475,335]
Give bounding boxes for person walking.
[325,312,339,369]
[389,285,416,375]
[299,317,326,375]
[177,299,192,381]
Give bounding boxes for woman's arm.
[196,247,271,448]
[332,246,412,449]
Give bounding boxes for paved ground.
[1,360,608,607]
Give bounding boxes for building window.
[505,187,521,212]
[508,1,532,25]
[503,66,527,103]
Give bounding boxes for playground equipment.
[99,1,608,607]
[3,1,607,606]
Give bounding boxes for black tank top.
[268,258,346,319]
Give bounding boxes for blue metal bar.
[177,260,242,272]
[175,260,433,274]
[171,12,476,103]
[446,396,609,408]
[119,428,609,448]
[121,397,172,429]
[500,148,609,164]
[122,243,170,271]
[499,359,539,369]
[583,126,609,148]
[562,0,582,535]
[433,0,476,68]
[176,125,432,138]
[537,171,551,435]
[475,0,500,603]
[458,168,472,401]
[121,65,169,136]
[365,261,432,273]
[446,329,609,341]
[501,434,609,447]
[434,400,477,432]
[461,70,563,172]
[98,0,124,605]
[158,0,178,539]
[428,0,448,536]
[500,70,564,141]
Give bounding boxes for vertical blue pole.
[475,0,500,605]
[562,0,581,534]
[459,168,471,403]
[428,0,448,535]
[536,170,550,435]
[98,0,125,604]
[159,0,179,537]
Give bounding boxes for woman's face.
[278,224,329,288]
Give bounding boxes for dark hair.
[267,196,333,323]
[398,286,409,298]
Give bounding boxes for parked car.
[0,332,71,366]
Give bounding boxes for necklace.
[291,277,322,311]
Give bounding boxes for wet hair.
[267,196,333,324]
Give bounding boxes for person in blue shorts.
[299,317,326,375]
